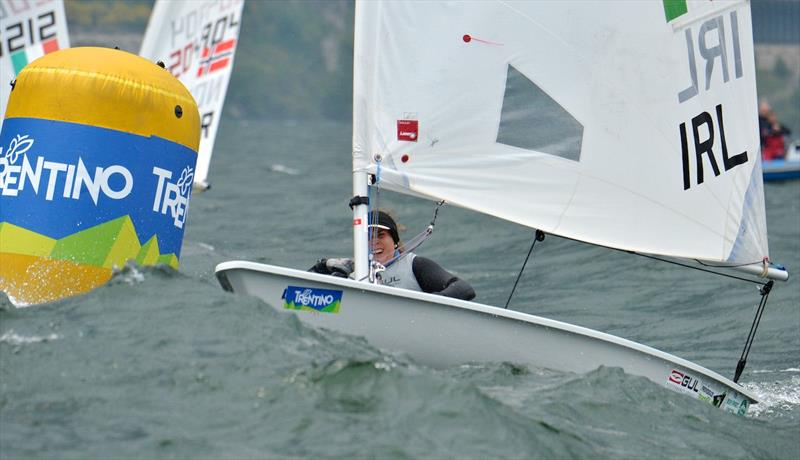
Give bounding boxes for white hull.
[216,261,758,415]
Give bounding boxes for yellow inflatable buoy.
[0,47,200,305]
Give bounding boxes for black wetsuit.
[411,256,475,301]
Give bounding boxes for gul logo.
[152,166,193,229]
[0,134,133,203]
[377,273,401,286]
[667,369,699,392]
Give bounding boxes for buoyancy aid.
[377,252,422,291]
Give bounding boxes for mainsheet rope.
[733,280,774,383]
[504,230,545,309]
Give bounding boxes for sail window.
[496,65,583,162]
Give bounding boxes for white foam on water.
[269,164,299,175]
[3,292,32,309]
[197,242,215,251]
[0,329,60,345]
[744,374,800,417]
[111,263,145,285]
[751,368,800,374]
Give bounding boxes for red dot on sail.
[463,34,472,43]
[401,154,410,163]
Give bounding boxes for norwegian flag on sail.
[196,39,237,77]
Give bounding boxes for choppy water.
[1,121,799,459]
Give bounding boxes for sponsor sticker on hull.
[666,368,750,415]
[283,286,343,314]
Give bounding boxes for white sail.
[139,0,245,190]
[0,0,70,130]
[353,0,767,265]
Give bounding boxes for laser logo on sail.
[397,119,419,141]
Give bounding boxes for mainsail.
[0,0,70,131]
[139,0,244,190]
[353,0,767,266]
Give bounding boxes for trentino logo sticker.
[283,286,343,314]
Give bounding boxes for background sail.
[139,0,244,189]
[1,0,70,131]
[353,0,768,265]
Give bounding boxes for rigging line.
[628,251,768,286]
[383,200,445,269]
[400,200,446,256]
[381,229,432,269]
[733,280,773,383]
[504,230,545,309]
[695,258,773,269]
[540,230,769,285]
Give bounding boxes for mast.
[351,0,374,282]
[352,170,370,281]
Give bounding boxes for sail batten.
[353,0,768,265]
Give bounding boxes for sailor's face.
[371,229,395,265]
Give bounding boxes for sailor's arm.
[412,256,476,301]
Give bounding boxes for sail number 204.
[676,10,748,190]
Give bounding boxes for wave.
[0,329,60,345]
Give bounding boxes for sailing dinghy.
[216,0,789,415]
[139,0,245,191]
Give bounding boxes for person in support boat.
[309,210,475,301]
[759,100,792,161]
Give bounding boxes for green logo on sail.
[663,0,688,22]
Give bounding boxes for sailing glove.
[325,258,354,277]
[309,258,354,278]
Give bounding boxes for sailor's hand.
[309,259,329,274]
[326,258,354,277]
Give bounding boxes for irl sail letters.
[677,9,748,190]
